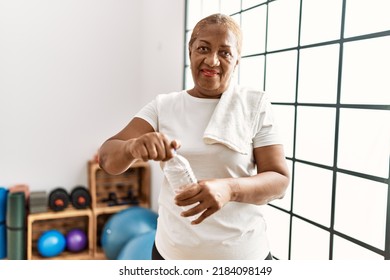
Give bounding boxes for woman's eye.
[198,46,208,52]
[220,51,231,57]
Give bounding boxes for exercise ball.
[117,230,156,260]
[101,206,158,260]
[37,230,66,258]
[66,228,87,252]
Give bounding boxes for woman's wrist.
[124,139,139,166]
[227,178,240,202]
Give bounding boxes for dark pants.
[152,242,273,260]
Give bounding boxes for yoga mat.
[0,187,7,259]
[6,192,26,260]
[6,229,25,260]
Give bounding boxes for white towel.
[203,84,266,155]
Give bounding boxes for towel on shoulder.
[203,84,274,155]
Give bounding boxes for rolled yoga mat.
[0,187,8,259]
[6,192,26,260]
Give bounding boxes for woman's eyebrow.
[198,40,211,45]
[198,40,232,49]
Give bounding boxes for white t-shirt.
[135,86,282,259]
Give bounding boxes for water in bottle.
[163,151,197,194]
[162,151,201,221]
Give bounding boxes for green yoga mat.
[6,192,26,260]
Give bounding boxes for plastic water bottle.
[162,151,201,221]
[163,151,197,194]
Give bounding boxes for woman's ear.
[234,57,240,71]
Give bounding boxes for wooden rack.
[26,160,151,260]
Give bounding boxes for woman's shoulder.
[151,90,187,110]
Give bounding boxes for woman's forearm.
[98,139,137,175]
[99,128,178,176]
[228,171,289,205]
[176,170,290,224]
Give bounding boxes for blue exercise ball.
[101,206,158,260]
[37,229,66,258]
[117,229,156,260]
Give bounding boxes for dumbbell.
[70,186,91,209]
[122,189,139,205]
[100,192,119,206]
[48,187,70,211]
[48,186,91,211]
[100,190,139,206]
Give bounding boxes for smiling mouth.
[201,69,219,77]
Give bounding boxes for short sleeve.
[134,99,158,131]
[252,95,284,148]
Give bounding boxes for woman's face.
[188,24,240,99]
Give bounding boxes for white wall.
[0,0,185,211]
[139,1,185,210]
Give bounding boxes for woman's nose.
[204,52,220,67]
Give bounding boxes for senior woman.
[98,13,290,260]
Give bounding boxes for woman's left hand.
[174,179,233,225]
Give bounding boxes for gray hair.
[188,13,242,56]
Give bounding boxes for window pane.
[300,0,342,45]
[335,173,387,250]
[294,162,333,227]
[185,30,191,66]
[341,36,390,105]
[272,105,295,158]
[266,50,297,103]
[186,0,202,29]
[184,66,193,89]
[291,217,330,260]
[296,106,336,166]
[231,65,239,86]
[269,159,293,211]
[231,14,241,29]
[242,0,267,10]
[267,0,300,51]
[220,0,241,15]
[298,44,339,104]
[239,55,265,90]
[338,109,390,178]
[333,236,384,260]
[263,205,290,260]
[241,6,267,56]
[345,0,390,38]
[201,0,220,18]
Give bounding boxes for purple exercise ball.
[66,228,87,252]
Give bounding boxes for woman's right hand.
[99,118,179,175]
[126,132,180,162]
